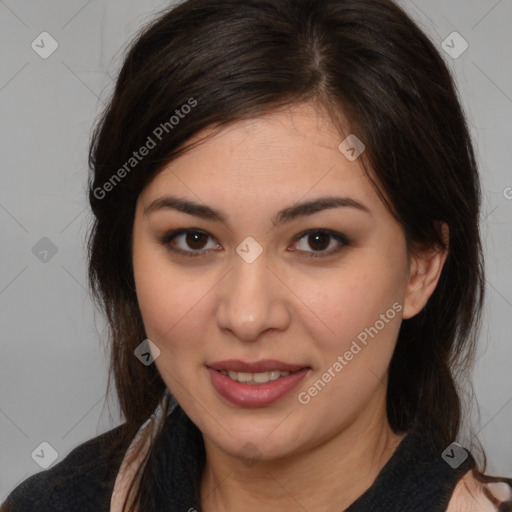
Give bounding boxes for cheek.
[133,241,196,346]
[136,273,200,345]
[297,252,406,365]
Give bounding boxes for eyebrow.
[144,194,372,226]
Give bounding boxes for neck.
[200,392,406,512]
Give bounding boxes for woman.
[2,0,511,511]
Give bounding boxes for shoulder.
[447,469,512,512]
[1,423,129,512]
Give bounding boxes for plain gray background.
[1,0,511,500]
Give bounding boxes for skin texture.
[131,102,449,512]
[447,471,503,512]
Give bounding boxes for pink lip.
[207,365,310,408]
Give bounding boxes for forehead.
[138,102,385,219]
[170,102,353,174]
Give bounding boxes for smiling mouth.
[215,369,298,385]
[207,364,310,407]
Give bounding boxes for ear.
[402,222,449,320]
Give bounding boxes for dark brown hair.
[86,0,486,509]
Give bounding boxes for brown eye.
[160,229,220,257]
[291,229,350,258]
[185,231,209,250]
[160,228,350,259]
[306,232,330,251]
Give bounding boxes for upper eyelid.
[166,228,344,241]
[163,228,349,252]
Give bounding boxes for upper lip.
[208,359,308,373]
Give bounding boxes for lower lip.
[207,367,309,407]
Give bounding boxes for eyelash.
[159,228,351,259]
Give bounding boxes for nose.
[216,251,291,342]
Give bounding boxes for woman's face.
[132,102,419,461]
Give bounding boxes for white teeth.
[237,372,252,383]
[268,370,282,381]
[219,369,292,384]
[252,371,269,383]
